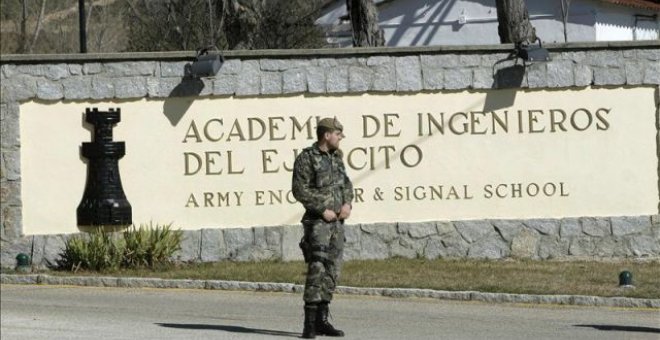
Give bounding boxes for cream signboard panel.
[20,87,658,234]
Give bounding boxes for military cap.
[317,117,345,136]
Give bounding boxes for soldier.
[292,117,354,339]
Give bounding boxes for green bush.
[56,223,182,272]
[56,228,125,272]
[123,222,183,268]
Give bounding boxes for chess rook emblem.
[77,108,132,231]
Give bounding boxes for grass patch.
[25,258,660,299]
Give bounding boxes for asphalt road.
[1,284,659,340]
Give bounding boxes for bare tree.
[495,0,537,45]
[559,0,572,43]
[28,0,47,53]
[20,0,28,52]
[346,0,384,47]
[125,0,325,51]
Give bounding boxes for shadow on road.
[156,323,300,338]
[575,324,660,334]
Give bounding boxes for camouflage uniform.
[292,142,354,304]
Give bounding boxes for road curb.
[2,274,658,308]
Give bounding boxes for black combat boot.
[316,302,345,337]
[302,303,317,339]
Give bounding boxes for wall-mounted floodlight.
[516,39,551,62]
[190,46,224,78]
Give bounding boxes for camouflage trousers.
[302,219,345,304]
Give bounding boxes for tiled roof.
[599,0,660,11]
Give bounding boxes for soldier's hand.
[322,209,338,222]
[339,204,351,220]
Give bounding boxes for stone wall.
[1,41,659,268]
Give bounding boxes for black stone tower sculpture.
[77,108,132,231]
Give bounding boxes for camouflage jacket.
[292,142,354,222]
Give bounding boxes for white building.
[317,0,660,47]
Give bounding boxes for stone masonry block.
[175,230,201,262]
[559,218,581,237]
[595,237,632,257]
[390,238,419,259]
[625,60,645,85]
[629,235,660,256]
[0,237,32,269]
[1,116,20,150]
[306,66,326,94]
[2,205,22,239]
[480,53,511,67]
[366,56,391,66]
[587,51,623,68]
[91,77,115,99]
[69,64,83,75]
[574,64,592,86]
[422,54,459,68]
[1,75,37,102]
[223,228,254,260]
[643,62,660,84]
[395,56,422,92]
[220,59,242,74]
[611,216,652,236]
[326,66,349,93]
[83,63,103,75]
[17,64,69,80]
[260,72,282,95]
[260,59,290,71]
[236,60,261,96]
[492,220,525,242]
[637,49,660,61]
[467,237,509,259]
[459,54,481,67]
[546,60,574,87]
[200,228,227,262]
[0,179,21,206]
[526,63,547,88]
[62,76,92,100]
[104,62,156,77]
[283,69,307,94]
[472,68,494,89]
[436,221,455,235]
[372,63,396,92]
[213,74,237,96]
[593,67,625,85]
[212,74,238,95]
[538,236,569,259]
[3,151,20,180]
[316,58,338,68]
[37,80,64,100]
[160,62,188,77]
[510,228,539,258]
[337,57,363,66]
[525,219,559,236]
[113,77,148,98]
[581,217,611,237]
[444,68,472,90]
[360,223,398,242]
[360,232,390,260]
[397,222,437,239]
[454,220,493,243]
[344,224,362,260]
[568,236,597,256]
[32,234,68,268]
[349,66,373,92]
[422,62,443,90]
[281,225,304,261]
[1,64,17,78]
